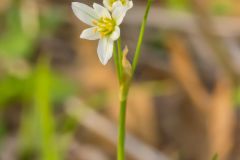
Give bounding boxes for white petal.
[112,5,127,25]
[112,1,122,10]
[80,27,100,40]
[97,38,113,65]
[112,1,133,10]
[103,0,112,11]
[72,2,98,26]
[127,1,133,9]
[110,26,120,41]
[93,3,111,18]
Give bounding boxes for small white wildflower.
[72,2,127,65]
[103,0,133,11]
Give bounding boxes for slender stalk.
[132,0,153,74]
[117,1,153,159]
[113,43,121,81]
[117,39,123,80]
[117,97,127,160]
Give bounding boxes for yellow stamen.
[93,17,115,36]
[110,0,127,6]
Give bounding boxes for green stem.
[132,0,153,74]
[113,43,121,81]
[117,90,128,160]
[117,1,153,159]
[117,39,123,80]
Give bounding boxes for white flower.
[72,2,127,65]
[103,0,133,11]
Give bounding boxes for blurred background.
[1,0,240,160]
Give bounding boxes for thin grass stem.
[113,43,121,81]
[132,0,153,74]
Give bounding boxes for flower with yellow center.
[72,2,127,65]
[103,0,133,11]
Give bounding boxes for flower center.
[110,0,127,6]
[93,17,115,36]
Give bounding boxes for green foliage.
[211,0,233,15]
[40,7,65,34]
[0,2,74,159]
[0,2,64,58]
[212,153,219,160]
[0,4,35,58]
[233,85,240,107]
[0,33,34,58]
[0,76,26,106]
[166,0,190,11]
[50,73,75,103]
[0,0,71,106]
[0,66,74,108]
[166,0,233,15]
[20,58,64,160]
[33,58,60,160]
